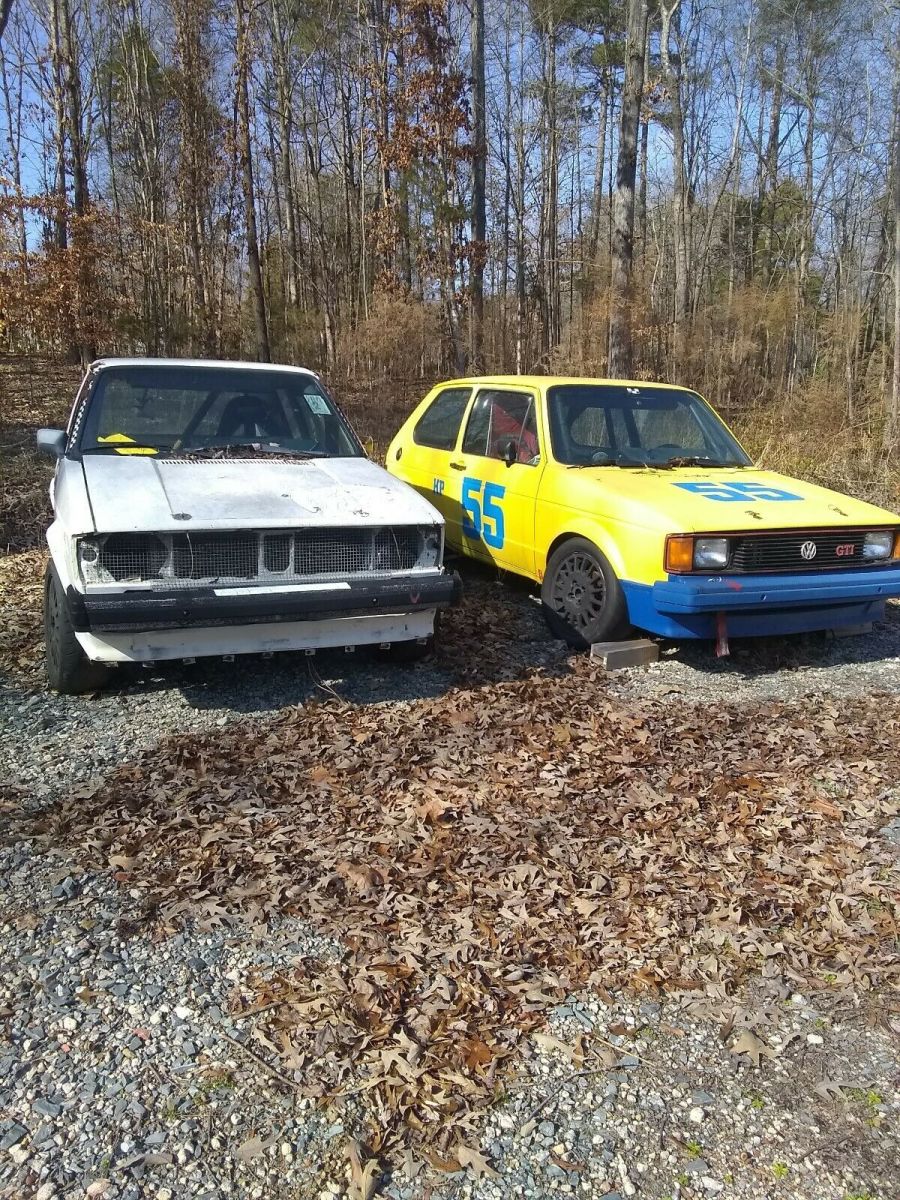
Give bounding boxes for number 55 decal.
[462,477,506,548]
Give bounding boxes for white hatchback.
[37,358,459,693]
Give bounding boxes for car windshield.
[546,383,751,468]
[78,364,363,458]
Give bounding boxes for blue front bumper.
[622,565,900,639]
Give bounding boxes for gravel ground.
[609,601,900,705]
[3,841,896,1200]
[0,842,354,1200]
[441,987,899,1200]
[2,561,900,1199]
[0,651,456,811]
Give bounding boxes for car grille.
[89,527,431,587]
[728,529,887,573]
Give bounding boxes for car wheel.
[541,537,630,649]
[44,563,111,694]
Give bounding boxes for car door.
[452,387,544,576]
[391,384,474,550]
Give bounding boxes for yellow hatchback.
[387,376,900,647]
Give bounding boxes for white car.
[37,358,460,693]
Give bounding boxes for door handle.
[449,460,466,471]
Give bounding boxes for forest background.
[0,0,898,504]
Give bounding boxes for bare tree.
[608,0,648,378]
[886,43,900,447]
[660,0,689,342]
[234,0,270,361]
[0,0,14,44]
[470,0,486,370]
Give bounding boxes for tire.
[44,563,111,694]
[541,537,630,649]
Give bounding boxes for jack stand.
[715,611,730,658]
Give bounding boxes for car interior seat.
[216,393,289,441]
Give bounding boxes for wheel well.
[546,532,587,565]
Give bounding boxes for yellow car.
[386,376,900,646]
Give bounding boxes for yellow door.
[388,385,474,550]
[449,387,544,576]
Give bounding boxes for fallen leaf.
[235,1135,274,1161]
[347,1139,380,1200]
[730,1030,776,1067]
[532,1032,579,1061]
[455,1144,499,1180]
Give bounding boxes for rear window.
[413,387,472,450]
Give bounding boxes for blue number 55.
[462,477,506,548]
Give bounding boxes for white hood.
[80,455,443,533]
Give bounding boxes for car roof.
[90,357,319,377]
[432,375,690,391]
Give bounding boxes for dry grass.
[733,385,899,512]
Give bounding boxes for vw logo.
[800,540,818,560]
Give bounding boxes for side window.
[412,387,472,450]
[462,389,539,463]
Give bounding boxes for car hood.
[80,455,443,533]
[566,465,899,533]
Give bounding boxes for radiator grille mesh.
[89,527,430,587]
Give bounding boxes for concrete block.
[590,638,659,670]
[828,623,874,639]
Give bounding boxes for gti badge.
[800,540,818,560]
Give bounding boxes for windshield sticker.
[305,393,331,416]
[675,481,802,503]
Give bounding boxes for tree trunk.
[514,6,526,373]
[0,0,14,44]
[0,35,27,262]
[271,0,300,309]
[660,0,689,342]
[886,68,900,447]
[608,0,648,378]
[470,0,486,370]
[542,16,559,356]
[235,0,270,361]
[587,69,609,269]
[762,39,785,284]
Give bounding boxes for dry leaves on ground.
[24,670,900,1162]
[0,549,46,679]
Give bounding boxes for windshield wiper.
[175,442,326,459]
[567,453,652,469]
[662,456,745,468]
[82,443,166,455]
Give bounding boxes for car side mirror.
[499,437,517,467]
[36,428,67,459]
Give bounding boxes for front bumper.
[67,570,462,633]
[622,565,900,639]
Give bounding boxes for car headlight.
[693,537,730,569]
[862,531,894,560]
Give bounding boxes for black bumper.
[68,571,462,633]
